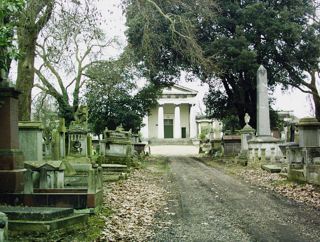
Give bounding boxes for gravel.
[152,157,320,242]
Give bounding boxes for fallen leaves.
[99,169,167,241]
[238,168,320,209]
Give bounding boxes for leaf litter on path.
[237,168,320,209]
[99,169,167,241]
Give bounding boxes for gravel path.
[150,145,199,156]
[153,157,320,241]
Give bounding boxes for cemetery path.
[153,156,320,242]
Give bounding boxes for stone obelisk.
[256,65,271,137]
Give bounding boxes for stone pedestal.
[0,88,25,193]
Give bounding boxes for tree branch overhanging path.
[124,0,320,125]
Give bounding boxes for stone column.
[158,105,164,139]
[260,148,266,162]
[256,65,271,136]
[0,88,25,193]
[141,115,149,139]
[198,123,201,138]
[174,105,181,138]
[189,104,197,138]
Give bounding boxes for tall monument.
[247,65,279,162]
[256,65,271,137]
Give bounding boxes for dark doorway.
[181,127,186,138]
[164,119,173,138]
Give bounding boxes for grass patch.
[63,207,112,242]
[143,156,170,175]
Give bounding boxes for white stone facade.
[141,84,198,140]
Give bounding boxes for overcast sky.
[99,0,314,118]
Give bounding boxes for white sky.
[99,0,312,118]
[8,0,311,118]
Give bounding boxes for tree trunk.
[310,71,320,121]
[312,93,320,120]
[16,30,37,121]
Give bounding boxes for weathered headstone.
[100,127,132,164]
[67,106,89,157]
[19,121,43,162]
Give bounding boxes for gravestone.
[19,121,43,162]
[223,135,241,156]
[287,117,320,184]
[100,126,132,164]
[67,106,89,157]
[43,118,67,160]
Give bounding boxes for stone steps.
[0,206,88,234]
[149,138,194,145]
[101,164,128,173]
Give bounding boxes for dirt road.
[153,157,320,242]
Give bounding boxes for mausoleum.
[141,84,198,140]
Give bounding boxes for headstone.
[296,117,320,147]
[256,65,271,136]
[222,135,241,156]
[43,118,67,160]
[19,121,43,162]
[100,127,132,164]
[67,107,89,157]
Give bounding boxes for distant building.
[140,84,198,140]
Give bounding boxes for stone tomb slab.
[261,164,282,173]
[0,206,73,220]
[0,206,88,233]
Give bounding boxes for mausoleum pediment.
[161,84,198,97]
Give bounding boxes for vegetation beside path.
[199,157,320,209]
[63,157,169,242]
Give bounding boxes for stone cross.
[256,65,271,136]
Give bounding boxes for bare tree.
[33,0,116,125]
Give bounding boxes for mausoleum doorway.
[164,119,174,138]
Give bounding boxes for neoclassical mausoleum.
[141,84,198,140]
